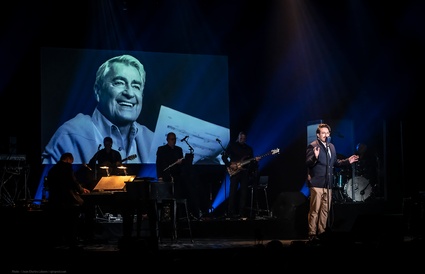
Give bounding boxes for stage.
[1,196,423,272]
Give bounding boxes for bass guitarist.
[221,131,259,219]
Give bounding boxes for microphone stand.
[325,142,332,231]
[217,139,228,217]
[182,139,194,155]
[351,162,356,202]
[181,139,197,218]
[181,139,194,184]
[94,146,101,181]
[217,139,226,155]
[181,139,194,179]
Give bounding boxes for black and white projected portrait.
[41,48,230,165]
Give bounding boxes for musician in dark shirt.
[354,142,380,198]
[221,131,259,219]
[46,152,90,249]
[156,132,202,219]
[156,132,184,190]
[88,136,122,177]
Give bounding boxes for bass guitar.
[227,148,280,177]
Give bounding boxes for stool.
[157,198,193,243]
[249,176,270,218]
[150,181,193,242]
[176,198,193,242]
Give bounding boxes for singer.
[305,123,358,244]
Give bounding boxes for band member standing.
[88,136,122,178]
[156,132,202,219]
[156,132,184,184]
[221,131,259,219]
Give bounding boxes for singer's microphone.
[326,136,331,146]
[98,144,102,150]
[216,138,221,143]
[181,136,189,142]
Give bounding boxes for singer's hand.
[348,154,359,163]
[314,146,320,158]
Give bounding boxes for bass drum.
[344,176,372,202]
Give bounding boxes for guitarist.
[221,131,260,219]
[88,136,123,177]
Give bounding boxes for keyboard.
[0,154,26,161]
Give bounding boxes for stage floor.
[2,199,424,272]
[3,234,423,272]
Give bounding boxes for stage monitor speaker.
[351,213,404,245]
[272,192,307,219]
[93,175,136,191]
[272,192,308,239]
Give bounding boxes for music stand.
[93,175,136,192]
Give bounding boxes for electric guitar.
[122,154,137,162]
[227,148,280,177]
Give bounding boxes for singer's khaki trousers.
[308,187,332,237]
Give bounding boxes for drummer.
[355,143,371,177]
[333,153,352,188]
[354,142,379,192]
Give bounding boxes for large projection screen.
[41,48,230,166]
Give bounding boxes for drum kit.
[333,165,374,203]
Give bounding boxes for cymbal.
[100,166,109,170]
[117,166,127,169]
